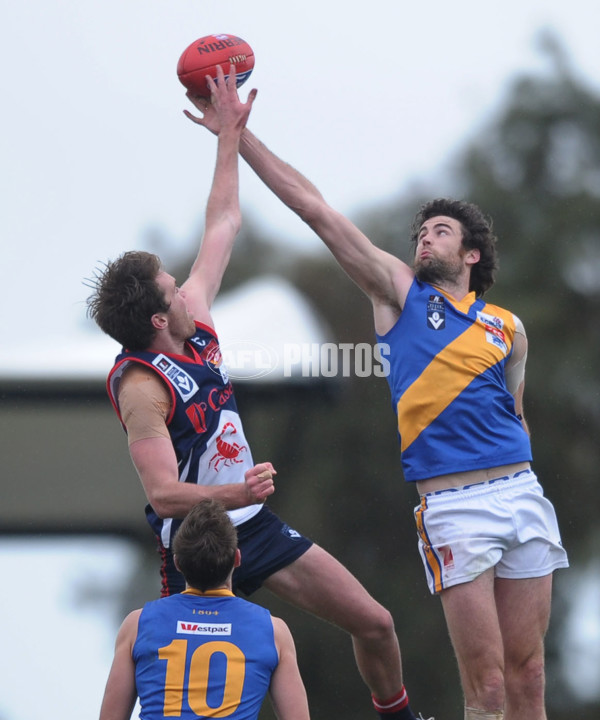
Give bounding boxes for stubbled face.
[155,271,196,340]
[413,215,468,287]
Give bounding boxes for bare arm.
[180,65,257,323]
[506,316,530,434]
[99,610,140,720]
[129,436,275,518]
[118,368,274,518]
[239,129,414,333]
[269,617,311,720]
[185,94,413,334]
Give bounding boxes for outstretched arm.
[186,95,414,334]
[241,130,416,334]
[181,64,257,323]
[269,617,311,720]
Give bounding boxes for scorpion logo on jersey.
[209,422,247,471]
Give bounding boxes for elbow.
[148,501,170,520]
[146,490,175,520]
[290,195,329,227]
[229,208,242,236]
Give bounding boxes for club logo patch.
[153,354,199,402]
[476,311,508,353]
[438,545,455,569]
[427,294,445,330]
[200,338,230,384]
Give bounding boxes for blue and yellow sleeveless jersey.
[376,278,532,482]
[133,589,278,720]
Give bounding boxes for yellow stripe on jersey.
[397,303,515,453]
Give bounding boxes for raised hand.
[184,63,257,135]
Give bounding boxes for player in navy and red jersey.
[198,93,568,719]
[99,498,310,720]
[88,66,421,720]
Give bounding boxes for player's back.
[133,589,278,719]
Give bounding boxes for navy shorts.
[159,505,313,597]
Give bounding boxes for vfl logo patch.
[153,354,199,402]
[427,294,445,330]
[281,524,301,540]
[177,621,232,636]
[476,311,508,353]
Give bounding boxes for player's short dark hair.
[86,251,168,350]
[173,499,238,592]
[410,198,499,297]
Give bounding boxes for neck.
[434,279,472,301]
[147,337,190,357]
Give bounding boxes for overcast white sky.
[2,0,600,377]
[1,3,600,718]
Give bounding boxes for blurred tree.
[156,30,600,720]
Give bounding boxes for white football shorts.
[414,469,569,594]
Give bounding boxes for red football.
[177,34,255,98]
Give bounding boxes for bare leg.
[263,544,404,699]
[439,568,505,712]
[495,574,552,720]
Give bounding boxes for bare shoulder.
[512,313,526,337]
[271,616,295,654]
[119,364,170,400]
[118,364,171,437]
[121,363,159,383]
[116,608,142,647]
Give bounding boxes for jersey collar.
[182,588,235,598]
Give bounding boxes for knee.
[506,654,545,700]
[355,603,397,643]
[468,666,505,710]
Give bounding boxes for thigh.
[495,574,553,665]
[233,506,313,595]
[440,568,504,670]
[263,544,386,633]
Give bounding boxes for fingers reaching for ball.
[188,62,256,134]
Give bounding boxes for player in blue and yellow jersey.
[210,105,570,720]
[88,65,422,720]
[99,499,310,720]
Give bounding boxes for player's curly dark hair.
[409,198,499,297]
[86,251,169,350]
[173,499,238,592]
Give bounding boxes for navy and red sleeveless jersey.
[107,323,261,548]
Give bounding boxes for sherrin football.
[177,34,255,98]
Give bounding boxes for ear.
[233,548,242,568]
[465,247,480,266]
[173,553,181,573]
[151,312,168,331]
